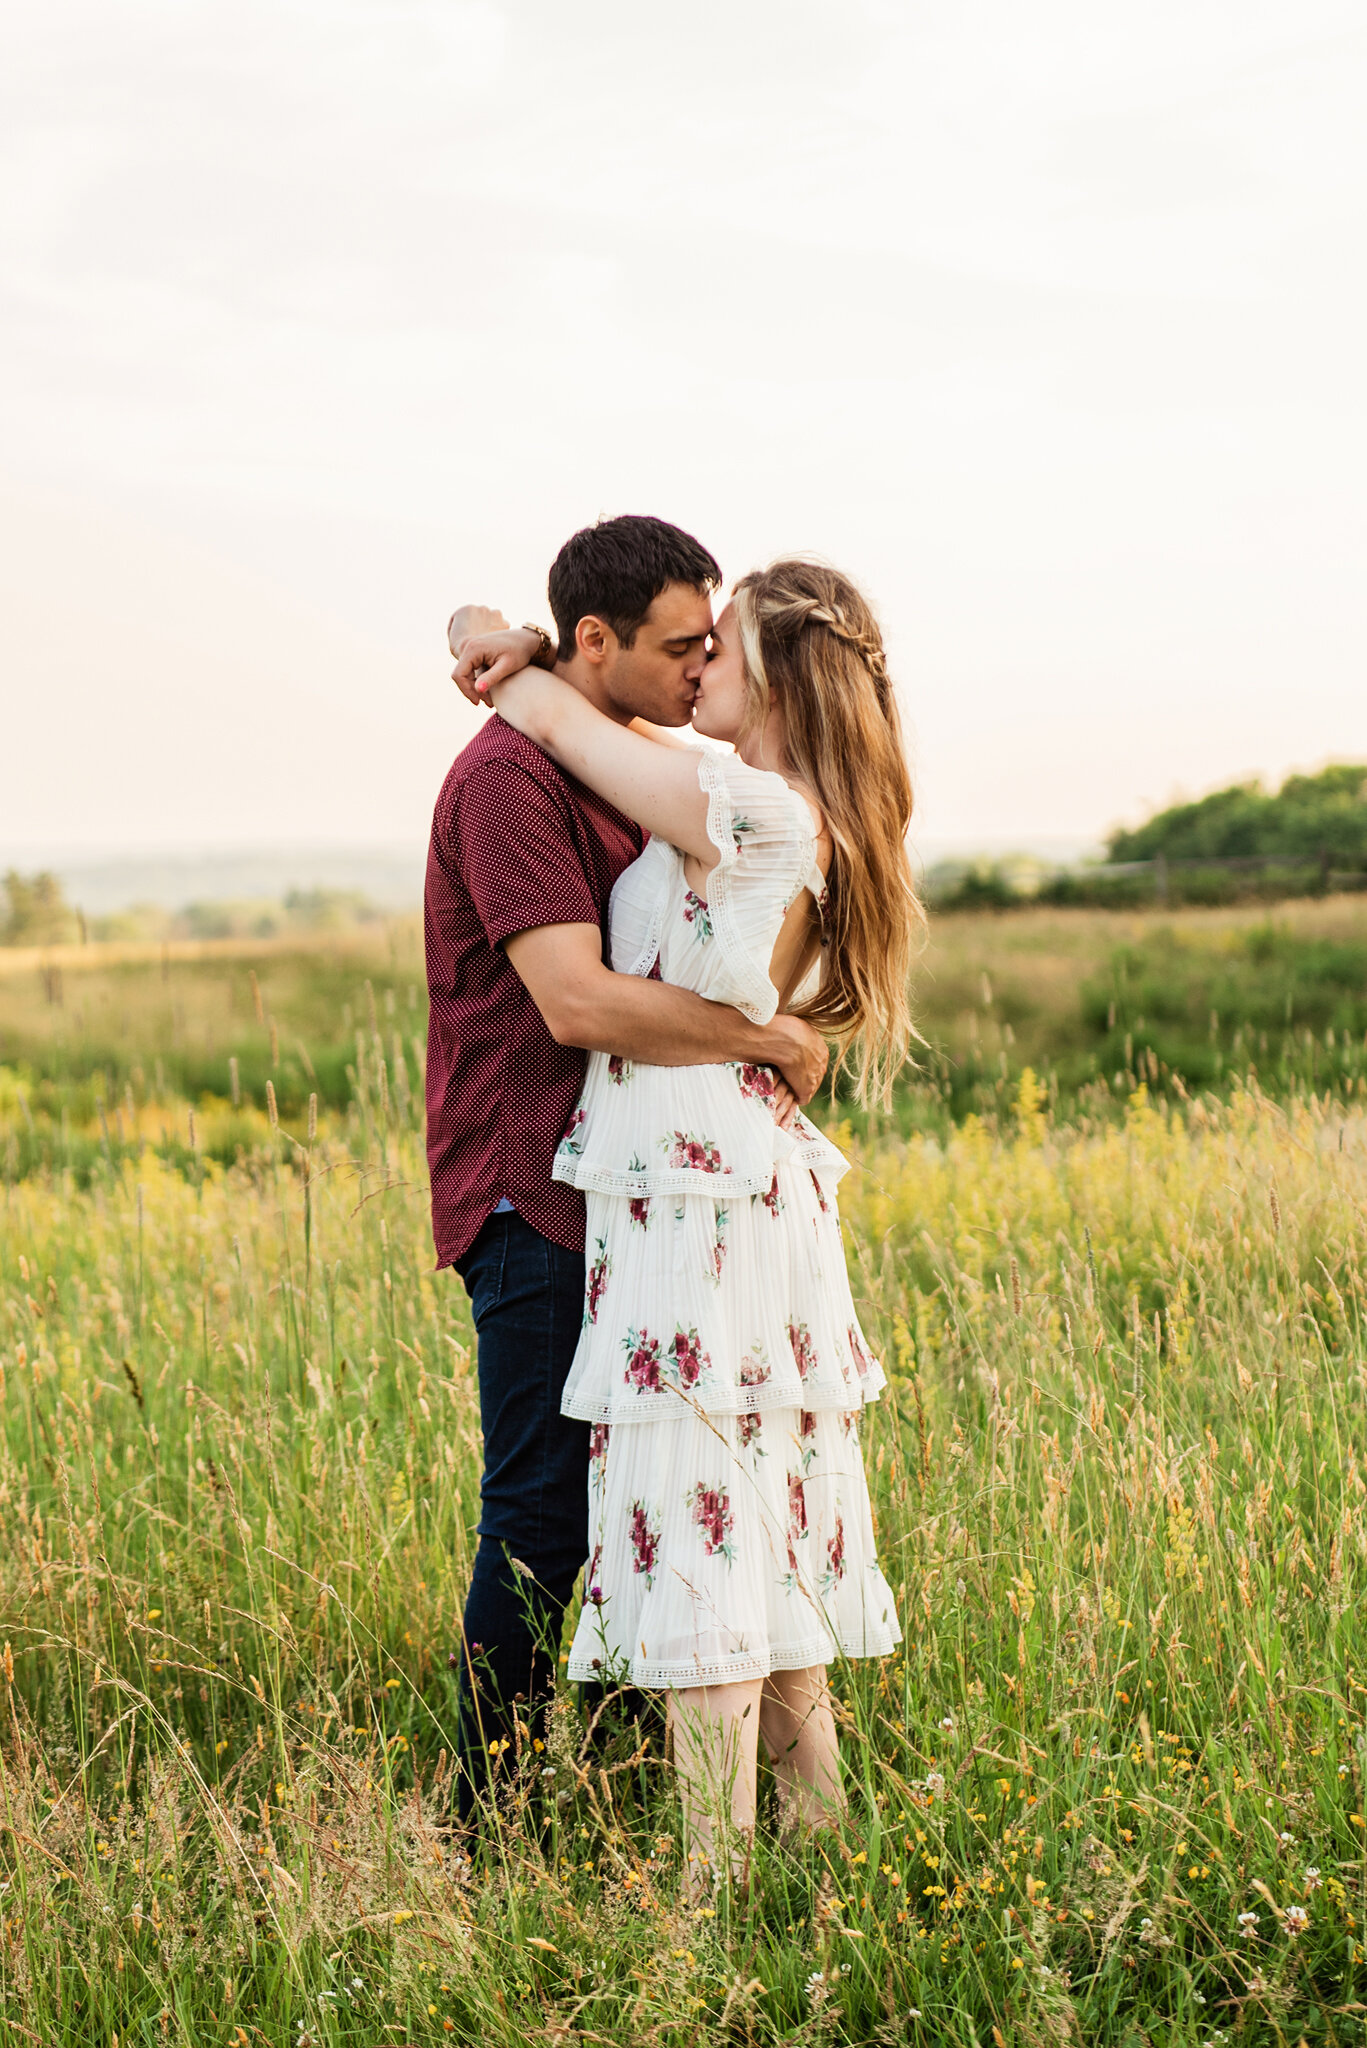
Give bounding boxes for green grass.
[3,908,1367,2042]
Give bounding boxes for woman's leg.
[759,1664,844,1828]
[667,1679,764,1891]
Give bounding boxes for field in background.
[2,895,1365,1155]
[3,899,1367,2042]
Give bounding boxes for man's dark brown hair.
[548,515,721,658]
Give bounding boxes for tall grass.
[3,985,1367,2039]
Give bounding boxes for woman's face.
[690,601,752,744]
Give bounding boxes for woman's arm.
[483,667,719,869]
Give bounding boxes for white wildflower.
[1284,1905,1309,1935]
[1304,1866,1322,1892]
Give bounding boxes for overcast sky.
[2,0,1364,857]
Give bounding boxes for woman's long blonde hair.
[733,559,924,1105]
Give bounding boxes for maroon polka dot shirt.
[423,715,644,1267]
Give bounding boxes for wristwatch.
[520,622,556,670]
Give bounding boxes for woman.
[461,560,921,1882]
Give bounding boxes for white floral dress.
[554,743,901,1690]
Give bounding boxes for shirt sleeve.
[692,745,819,1023]
[452,758,601,948]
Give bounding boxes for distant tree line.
[929,764,1367,912]
[2,871,78,946]
[1108,763,1367,865]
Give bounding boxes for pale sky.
[2,0,1364,858]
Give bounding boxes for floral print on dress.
[821,1513,846,1591]
[809,1169,830,1215]
[623,1328,664,1393]
[739,1345,771,1389]
[760,1173,784,1219]
[670,1325,712,1391]
[711,1206,729,1282]
[585,1240,611,1325]
[608,1054,633,1086]
[560,1107,587,1156]
[787,1321,816,1380]
[735,1062,776,1105]
[731,814,756,848]
[589,1422,611,1466]
[797,1409,819,1473]
[682,889,714,943]
[629,1502,661,1585]
[787,1472,808,1542]
[848,1324,874,1380]
[663,1130,724,1173]
[629,1195,652,1230]
[585,1540,604,1604]
[691,1484,735,1564]
[737,1411,764,1451]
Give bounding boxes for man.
[424,514,827,1816]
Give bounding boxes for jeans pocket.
[460,1215,510,1324]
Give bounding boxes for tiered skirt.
[558,1150,902,1689]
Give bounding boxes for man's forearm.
[559,971,780,1069]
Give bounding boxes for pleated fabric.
[555,744,902,1689]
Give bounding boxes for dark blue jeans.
[452,1211,589,1817]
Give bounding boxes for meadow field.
[3,898,1367,2045]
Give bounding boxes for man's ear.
[574,615,615,666]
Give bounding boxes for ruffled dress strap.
[694,746,818,1024]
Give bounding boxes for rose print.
[787,1321,816,1380]
[822,1513,846,1590]
[559,1107,587,1156]
[847,1324,873,1380]
[622,1327,664,1393]
[735,1062,776,1105]
[585,1240,611,1325]
[787,1472,808,1541]
[671,1325,712,1390]
[589,1422,611,1465]
[682,889,714,943]
[628,1502,661,1585]
[647,954,663,981]
[629,1195,652,1230]
[809,1169,830,1215]
[711,1206,729,1281]
[760,1173,784,1219]
[607,1054,633,1086]
[739,1345,771,1389]
[691,1483,735,1563]
[797,1408,818,1473]
[663,1129,725,1173]
[737,1411,763,1450]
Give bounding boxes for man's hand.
[757,1014,828,1104]
[449,619,544,711]
[447,604,509,657]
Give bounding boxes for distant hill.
[1108,764,1367,867]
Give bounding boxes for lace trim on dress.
[567,1618,901,1689]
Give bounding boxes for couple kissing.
[425,514,921,1884]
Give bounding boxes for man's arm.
[505,924,828,1102]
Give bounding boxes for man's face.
[598,583,714,726]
